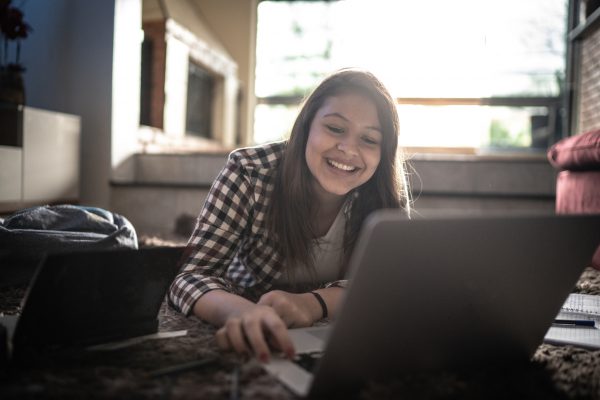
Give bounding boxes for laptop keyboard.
[292,352,323,373]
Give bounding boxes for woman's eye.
[362,136,379,145]
[327,125,344,134]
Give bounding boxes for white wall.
[21,1,115,208]
[111,0,143,181]
[20,0,141,209]
[19,1,72,112]
[158,7,239,146]
[194,0,258,145]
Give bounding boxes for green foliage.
[489,120,530,147]
[278,85,310,97]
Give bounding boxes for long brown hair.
[267,69,410,274]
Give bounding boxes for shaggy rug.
[0,241,599,399]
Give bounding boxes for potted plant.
[0,0,32,105]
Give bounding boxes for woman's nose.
[336,140,359,156]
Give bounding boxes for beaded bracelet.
[310,291,328,319]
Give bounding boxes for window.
[186,61,214,139]
[255,0,567,151]
[139,33,153,127]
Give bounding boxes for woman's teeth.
[328,159,356,172]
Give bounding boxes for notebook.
[0,246,185,361]
[263,212,600,397]
[545,293,600,349]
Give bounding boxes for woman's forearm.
[194,286,346,328]
[192,289,257,326]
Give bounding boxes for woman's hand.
[215,304,295,363]
[213,290,321,362]
[198,288,342,362]
[257,290,322,328]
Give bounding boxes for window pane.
[186,62,214,138]
[255,0,567,148]
[398,105,552,149]
[254,104,299,144]
[256,1,334,98]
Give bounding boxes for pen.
[553,319,595,327]
[149,357,217,378]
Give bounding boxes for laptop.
[0,246,185,361]
[264,211,600,397]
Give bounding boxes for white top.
[275,207,346,288]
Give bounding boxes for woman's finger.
[262,312,295,359]
[224,318,250,355]
[242,315,272,363]
[215,326,231,350]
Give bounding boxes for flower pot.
[0,67,26,105]
[0,68,24,147]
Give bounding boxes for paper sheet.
[86,329,188,351]
[544,311,600,349]
[561,293,600,315]
[544,293,600,349]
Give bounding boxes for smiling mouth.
[327,159,358,172]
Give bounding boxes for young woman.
[168,69,411,362]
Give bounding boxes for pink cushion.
[548,129,600,171]
[555,170,600,270]
[556,171,600,213]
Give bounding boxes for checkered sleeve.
[168,154,255,316]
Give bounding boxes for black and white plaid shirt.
[168,141,347,316]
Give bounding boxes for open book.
[544,293,600,349]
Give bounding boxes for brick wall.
[578,23,600,133]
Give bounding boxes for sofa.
[547,129,600,269]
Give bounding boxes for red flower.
[1,4,31,40]
[0,0,32,69]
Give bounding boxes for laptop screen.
[13,246,184,349]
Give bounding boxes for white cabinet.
[0,146,22,202]
[0,107,80,212]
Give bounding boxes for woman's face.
[305,91,382,202]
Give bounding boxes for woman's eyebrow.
[323,112,349,121]
[322,112,382,132]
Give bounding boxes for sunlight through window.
[255,0,567,151]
